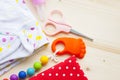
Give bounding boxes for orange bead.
[3,78,9,80]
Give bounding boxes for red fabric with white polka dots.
[30,56,88,80]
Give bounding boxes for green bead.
[33,62,42,70]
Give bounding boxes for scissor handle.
[49,10,64,22]
[43,10,72,36]
[43,19,71,36]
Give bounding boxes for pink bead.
[32,0,45,5]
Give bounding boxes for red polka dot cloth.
[30,56,88,80]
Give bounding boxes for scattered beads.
[27,68,35,76]
[33,62,42,70]
[40,55,49,65]
[10,74,18,80]
[3,55,48,80]
[18,71,27,79]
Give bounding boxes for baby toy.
[3,55,49,80]
[51,37,86,58]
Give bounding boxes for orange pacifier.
[51,37,86,58]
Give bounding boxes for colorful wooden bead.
[3,55,49,79]
[10,74,18,80]
[18,71,27,79]
[40,55,49,65]
[33,62,42,70]
[27,68,35,76]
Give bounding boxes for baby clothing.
[0,58,25,76]
[0,0,48,75]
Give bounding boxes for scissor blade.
[70,29,93,42]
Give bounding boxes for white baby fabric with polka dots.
[0,0,48,75]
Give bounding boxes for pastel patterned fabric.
[0,0,48,76]
[30,56,88,80]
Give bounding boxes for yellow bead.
[40,56,49,65]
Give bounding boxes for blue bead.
[27,68,35,76]
[18,71,27,79]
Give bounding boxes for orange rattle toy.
[51,37,86,58]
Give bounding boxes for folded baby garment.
[0,0,48,76]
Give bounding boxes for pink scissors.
[43,10,93,41]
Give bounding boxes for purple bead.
[10,74,18,80]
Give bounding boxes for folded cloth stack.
[0,0,48,76]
